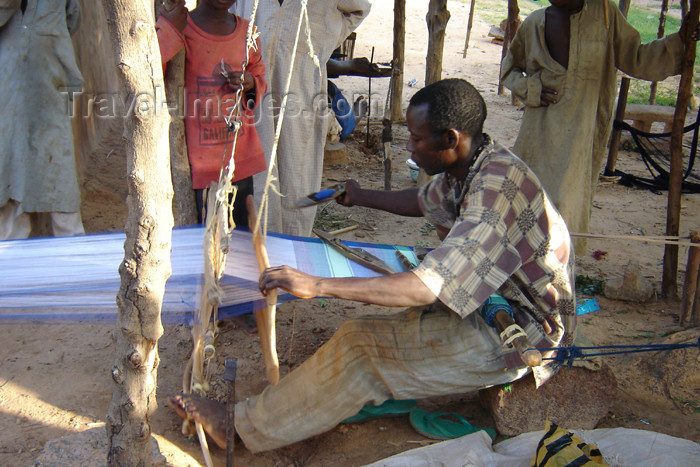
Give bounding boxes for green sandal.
[342,399,418,423]
[409,408,496,440]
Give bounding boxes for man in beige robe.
[501,0,691,255]
[0,0,84,239]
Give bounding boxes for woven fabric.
[0,227,416,324]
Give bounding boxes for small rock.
[481,365,617,436]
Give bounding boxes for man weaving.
[169,78,576,453]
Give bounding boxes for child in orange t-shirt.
[157,0,267,229]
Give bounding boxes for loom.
[0,226,417,324]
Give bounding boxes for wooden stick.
[246,195,279,385]
[224,358,238,466]
[680,231,700,327]
[328,224,359,235]
[569,232,696,247]
[462,0,476,58]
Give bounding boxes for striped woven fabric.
[0,227,417,324]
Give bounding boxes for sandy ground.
[2,1,700,465]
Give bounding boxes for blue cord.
[536,338,700,367]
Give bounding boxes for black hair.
[408,78,486,138]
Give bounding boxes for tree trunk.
[391,0,405,121]
[425,0,450,86]
[102,1,174,465]
[159,0,197,226]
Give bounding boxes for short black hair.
[408,78,486,138]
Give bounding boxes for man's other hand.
[259,266,319,299]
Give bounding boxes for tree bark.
[392,0,405,121]
[662,0,699,299]
[102,1,174,465]
[425,0,450,86]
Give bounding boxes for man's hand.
[680,15,700,43]
[348,58,392,77]
[222,70,255,93]
[160,0,187,33]
[259,266,320,299]
[335,179,361,207]
[539,86,557,106]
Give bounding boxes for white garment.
[232,0,370,235]
[0,200,84,240]
[0,0,83,215]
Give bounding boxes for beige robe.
[0,0,83,213]
[232,0,370,236]
[500,0,683,255]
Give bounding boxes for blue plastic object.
[576,298,600,315]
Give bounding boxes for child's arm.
[155,2,188,65]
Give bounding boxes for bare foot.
[168,394,229,449]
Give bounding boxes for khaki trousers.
[235,303,529,453]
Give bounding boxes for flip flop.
[409,408,496,440]
[342,399,418,423]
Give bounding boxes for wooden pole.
[649,0,670,105]
[462,0,477,58]
[680,232,700,326]
[392,0,406,121]
[425,0,450,86]
[247,195,279,385]
[604,78,630,175]
[498,0,520,95]
[604,0,632,175]
[662,0,699,299]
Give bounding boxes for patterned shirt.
[412,137,576,385]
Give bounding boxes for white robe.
[0,0,83,213]
[232,0,370,236]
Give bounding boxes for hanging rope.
[182,1,319,462]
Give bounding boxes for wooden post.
[662,0,699,299]
[604,0,632,175]
[392,0,405,121]
[425,0,450,86]
[649,0,669,105]
[498,0,520,95]
[462,0,476,58]
[604,78,630,175]
[680,232,700,327]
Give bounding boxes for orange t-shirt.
[157,15,267,189]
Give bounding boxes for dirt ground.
[1,1,700,466]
